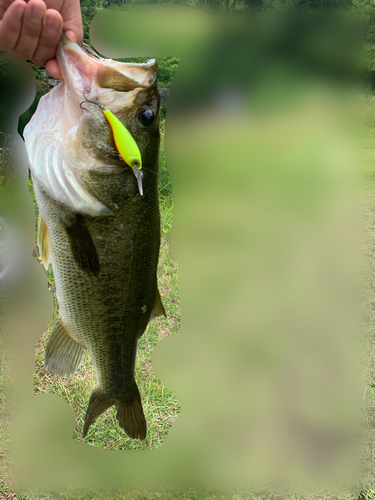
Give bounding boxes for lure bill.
[24,35,163,440]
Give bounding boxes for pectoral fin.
[37,216,51,270]
[45,320,85,377]
[150,288,166,320]
[63,214,101,277]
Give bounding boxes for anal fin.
[37,215,51,270]
[63,214,100,277]
[44,320,85,377]
[150,288,166,320]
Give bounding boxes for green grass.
[354,95,375,500]
[0,133,14,191]
[14,486,260,500]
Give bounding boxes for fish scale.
[25,35,164,440]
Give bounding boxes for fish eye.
[138,109,154,127]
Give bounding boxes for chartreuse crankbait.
[80,93,144,196]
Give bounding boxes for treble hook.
[103,151,122,164]
[80,90,105,110]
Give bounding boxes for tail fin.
[82,389,113,438]
[83,384,147,440]
[116,385,147,440]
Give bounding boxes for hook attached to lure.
[80,91,143,196]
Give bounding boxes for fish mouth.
[56,34,158,114]
[57,34,100,107]
[57,34,157,197]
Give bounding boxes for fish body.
[24,35,163,440]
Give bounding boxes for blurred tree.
[197,0,249,12]
[352,0,375,87]
[64,0,375,91]
[80,0,98,44]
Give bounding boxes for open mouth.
[55,36,159,197]
[57,35,158,107]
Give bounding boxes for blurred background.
[0,1,375,499]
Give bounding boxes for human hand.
[0,0,83,79]
[43,0,83,78]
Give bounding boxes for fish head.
[58,34,160,201]
[25,35,160,216]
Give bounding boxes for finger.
[13,0,46,60]
[42,0,63,11]
[45,57,62,79]
[65,28,79,43]
[61,0,83,45]
[32,9,62,67]
[0,0,25,50]
[0,0,15,21]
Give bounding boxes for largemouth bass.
[24,35,164,440]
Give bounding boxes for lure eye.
[138,109,155,127]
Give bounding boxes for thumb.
[61,0,83,44]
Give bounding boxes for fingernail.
[16,4,24,19]
[45,16,60,34]
[65,31,76,43]
[31,5,43,23]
